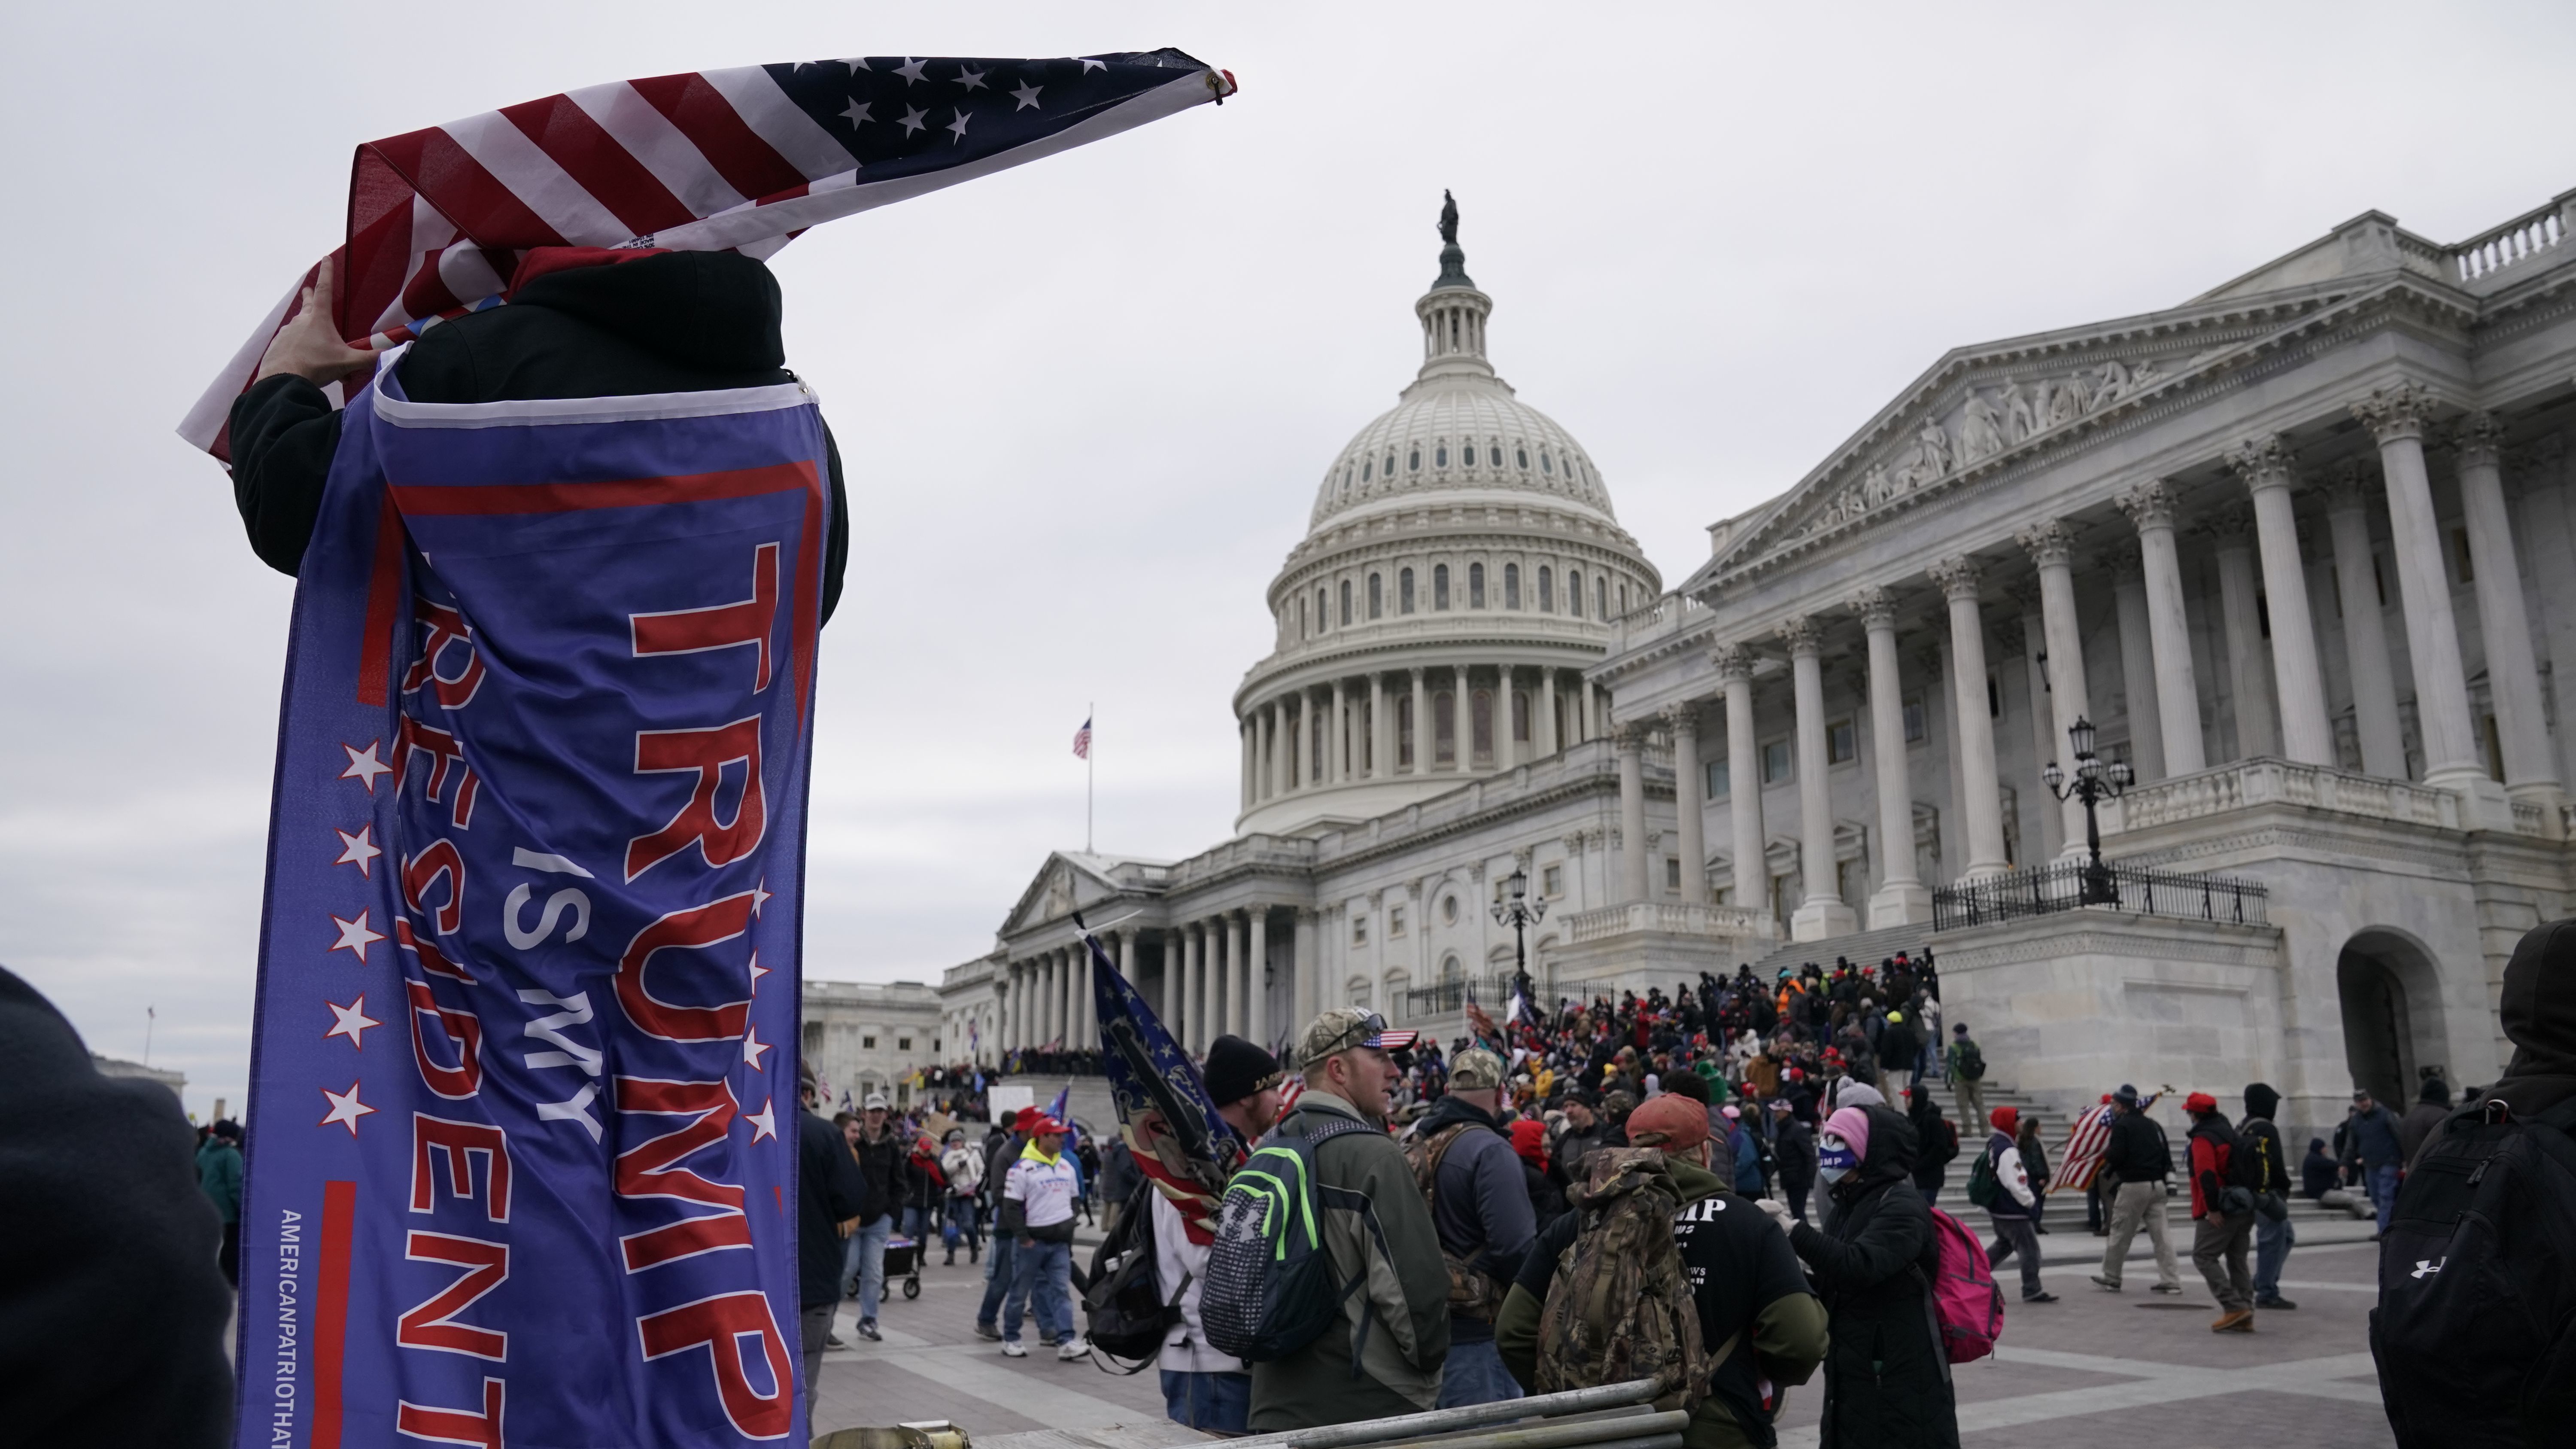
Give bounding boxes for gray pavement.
[813,1215,2394,1448]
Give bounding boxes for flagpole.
[1086,699,1095,855]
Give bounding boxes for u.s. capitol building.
[894,189,2576,1142]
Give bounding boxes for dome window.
[1368,573,1383,619]
[1568,570,1583,618]
[1538,566,1554,612]
[1435,445,1449,468]
[1409,449,1421,472]
[1517,447,1529,469]
[1504,563,1521,609]
[1362,460,1373,482]
[1489,446,1503,467]
[1339,579,1353,627]
[1434,564,1451,610]
[1469,562,1486,609]
[1316,586,1328,631]
[1540,451,1554,475]
[1400,567,1416,614]
[1387,452,1397,476]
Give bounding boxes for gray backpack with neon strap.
[1199,1111,1381,1363]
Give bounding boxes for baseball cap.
[2184,1091,2218,1114]
[1296,1007,1418,1066]
[1449,1047,1505,1091]
[1029,1114,1066,1135]
[1624,1094,1710,1154]
[863,1092,889,1111]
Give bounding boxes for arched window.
[1397,694,1415,767]
[1435,444,1449,468]
[1471,689,1494,762]
[1362,459,1373,482]
[1517,447,1530,469]
[1341,465,1351,488]
[1409,448,1421,472]
[1513,690,1531,744]
[1367,573,1383,619]
[1597,577,1609,618]
[1400,567,1416,614]
[1434,564,1451,610]
[1298,594,1308,638]
[1540,450,1554,475]
[1316,586,1328,630]
[1433,690,1457,764]
[1504,563,1521,609]
[1339,579,1352,626]
[1539,565,1554,612]
[1388,452,1398,476]
[1568,570,1584,618]
[1619,583,1629,614]
[1469,562,1486,608]
[1490,446,1504,467]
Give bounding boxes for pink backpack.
[1922,1206,2004,1364]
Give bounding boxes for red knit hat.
[1509,1117,1549,1166]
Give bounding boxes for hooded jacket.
[2238,1084,2290,1196]
[1786,1104,1960,1449]
[2490,916,2576,1119]
[1414,1092,1537,1340]
[225,251,848,622]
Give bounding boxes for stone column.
[1781,615,1859,938]
[2454,413,2565,818]
[1001,962,1018,1052]
[1118,928,1136,1011]
[1032,952,1051,1048]
[1263,701,1281,800]
[1665,703,1707,905]
[1853,588,1931,924]
[2353,382,2485,794]
[2018,520,2097,852]
[1713,645,1766,911]
[1370,673,1389,779]
[1211,918,1233,1047]
[1239,721,1253,810]
[2230,436,2336,765]
[1181,924,1203,1052]
[1075,941,1094,1050]
[1932,556,2012,879]
[2104,548,2166,782]
[2116,481,2208,774]
[1222,911,1245,1038]
[2321,466,2407,779]
[1410,669,1430,774]
[1293,908,1318,1044]
[1245,906,1269,1050]
[1331,679,1350,784]
[2211,507,2276,758]
[2003,604,2061,860]
[1452,665,1473,771]
[1539,669,1561,757]
[1615,723,1649,903]
[1160,935,1180,1031]
[1499,667,1521,768]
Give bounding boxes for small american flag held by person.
[183,50,1234,459]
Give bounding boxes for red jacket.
[2187,1123,2232,1219]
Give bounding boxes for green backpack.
[1533,1148,1712,1412]
[1965,1140,2001,1209]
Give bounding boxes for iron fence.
[1931,859,2268,931]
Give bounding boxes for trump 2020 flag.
[181,49,1233,460]
[232,356,829,1445]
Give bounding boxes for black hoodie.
[225,251,848,621]
[1786,1104,1960,1449]
[2491,916,2576,1119]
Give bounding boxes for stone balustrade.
[2445,194,2570,282]
[2110,755,2566,838]
[1564,899,1774,945]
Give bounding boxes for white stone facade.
[798,978,941,1110]
[951,192,2576,1148]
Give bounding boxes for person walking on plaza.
[2016,1116,2052,1234]
[999,1114,1086,1360]
[1980,1107,2057,1303]
[1159,1035,1287,1433]
[2347,1089,2406,1237]
[1945,1023,1987,1135]
[1904,1085,1958,1206]
[975,1113,1029,1340]
[2091,1085,2183,1294]
[1411,1047,1536,1407]
[2185,1092,2259,1332]
[2238,1084,2296,1311]
[940,1127,985,1266]
[797,1067,867,1424]
[194,1120,243,1289]
[1248,1009,1452,1432]
[1779,1103,1961,1448]
[842,1095,908,1341]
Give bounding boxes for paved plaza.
[811,1215,2392,1449]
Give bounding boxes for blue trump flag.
[234,361,829,1445]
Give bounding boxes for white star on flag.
[752,879,773,917]
[749,950,770,989]
[742,1026,772,1068]
[954,65,988,91]
[1011,81,1043,110]
[319,1081,375,1136]
[339,741,392,792]
[898,105,927,136]
[946,109,972,144]
[324,995,380,1047]
[333,826,381,877]
[894,57,929,83]
[328,910,385,962]
[745,1100,778,1143]
[840,98,872,129]
[1078,57,1106,72]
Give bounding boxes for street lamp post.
[2041,715,2135,905]
[1491,868,1546,1010]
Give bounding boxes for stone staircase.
[1743,923,1935,980]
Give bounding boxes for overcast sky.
[6,2,2573,1120]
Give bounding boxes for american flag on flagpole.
[1072,715,1093,760]
[183,50,1234,459]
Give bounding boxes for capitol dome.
[1233,197,1660,837]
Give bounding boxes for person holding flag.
[2088,1084,2184,1294]
[1157,1036,1286,1432]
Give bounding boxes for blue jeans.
[977,1233,1021,1329]
[1005,1237,1075,1344]
[842,1214,891,1319]
[2254,1212,2296,1300]
[2369,1163,2402,1235]
[1161,1370,1251,1432]
[1436,1337,1522,1408]
[945,1197,982,1253]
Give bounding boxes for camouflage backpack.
[1534,1148,1711,1412]
[1404,1121,1509,1322]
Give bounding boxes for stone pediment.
[1692,280,2369,587]
[997,850,1170,940]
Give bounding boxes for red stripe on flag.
[368,127,570,254]
[627,73,810,204]
[357,487,407,707]
[389,460,813,517]
[499,96,697,240]
[790,475,821,729]
[312,1179,358,1449]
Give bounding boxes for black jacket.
[1787,1104,1959,1449]
[798,1108,866,1307]
[225,252,847,623]
[851,1130,910,1225]
[2100,1108,2171,1183]
[0,968,234,1446]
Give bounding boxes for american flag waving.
[2052,1088,2163,1194]
[1072,715,1093,760]
[184,49,1234,457]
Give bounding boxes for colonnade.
[1610,381,2564,944]
[1241,665,1605,809]
[997,907,1308,1061]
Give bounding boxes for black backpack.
[1953,1039,1986,1081]
[1081,1178,1179,1373]
[2370,1096,2576,1446]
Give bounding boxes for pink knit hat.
[1822,1105,1873,1162]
